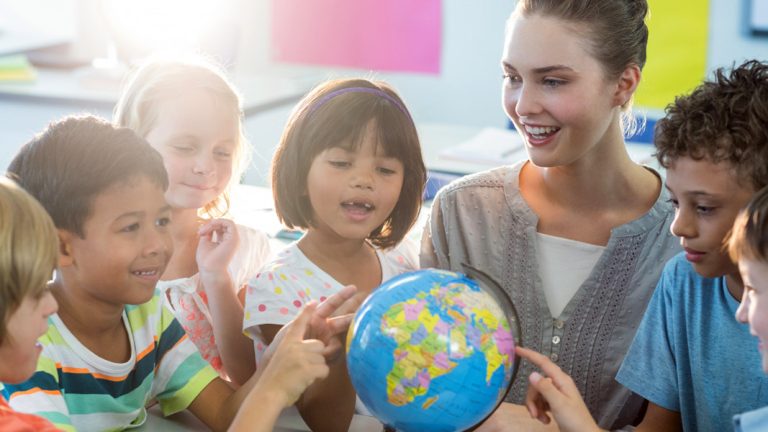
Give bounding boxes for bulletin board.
[634,0,709,110]
[270,0,442,74]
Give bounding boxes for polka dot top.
[243,239,418,362]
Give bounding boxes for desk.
[0,67,312,116]
[142,405,383,431]
[417,122,660,175]
[0,67,312,184]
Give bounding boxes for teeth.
[525,125,558,135]
[343,201,373,210]
[133,270,156,276]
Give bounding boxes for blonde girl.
[114,57,270,385]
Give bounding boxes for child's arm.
[516,347,603,432]
[197,218,256,385]
[516,347,682,432]
[226,302,329,431]
[187,286,360,431]
[257,285,365,431]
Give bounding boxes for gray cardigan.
[421,162,681,429]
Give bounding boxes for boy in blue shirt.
[728,186,768,432]
[510,60,768,432]
[3,116,358,432]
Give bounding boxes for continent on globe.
[381,281,514,406]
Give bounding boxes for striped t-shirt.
[3,290,219,432]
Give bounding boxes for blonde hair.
[0,177,58,343]
[113,55,250,218]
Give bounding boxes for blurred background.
[0,0,767,186]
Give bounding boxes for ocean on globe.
[346,268,519,432]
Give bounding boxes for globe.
[346,267,521,432]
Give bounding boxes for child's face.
[666,156,755,278]
[305,121,404,241]
[63,176,172,306]
[0,291,57,383]
[501,14,623,168]
[144,88,238,210]
[736,258,768,373]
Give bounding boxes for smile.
[523,124,560,140]
[341,201,375,211]
[131,269,162,281]
[182,183,213,191]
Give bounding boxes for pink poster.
[271,0,442,74]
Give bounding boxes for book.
[0,54,36,82]
[438,127,526,166]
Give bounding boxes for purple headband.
[307,87,411,118]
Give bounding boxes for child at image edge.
[728,186,768,431]
[0,178,60,431]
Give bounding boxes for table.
[416,123,659,176]
[0,67,311,116]
[142,404,383,431]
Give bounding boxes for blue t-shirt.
[616,253,768,432]
[734,406,768,432]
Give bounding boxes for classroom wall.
[236,0,768,130]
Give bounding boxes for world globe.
[346,266,521,432]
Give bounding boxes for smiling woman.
[421,0,682,430]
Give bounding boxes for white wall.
[708,0,768,71]
[236,0,768,130]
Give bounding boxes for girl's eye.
[329,161,350,168]
[156,217,171,228]
[214,149,233,159]
[696,205,716,215]
[121,223,140,233]
[377,167,397,175]
[172,145,194,153]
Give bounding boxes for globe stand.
[461,263,524,431]
[382,426,396,432]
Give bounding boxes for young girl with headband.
[243,78,427,430]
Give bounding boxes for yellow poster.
[635,0,709,110]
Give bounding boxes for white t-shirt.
[536,232,605,318]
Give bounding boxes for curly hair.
[655,60,768,189]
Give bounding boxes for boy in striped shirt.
[3,116,356,432]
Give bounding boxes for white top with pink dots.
[242,239,418,361]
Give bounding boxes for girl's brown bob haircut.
[271,78,426,249]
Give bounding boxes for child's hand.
[305,285,362,361]
[258,302,330,407]
[197,219,239,278]
[515,347,603,432]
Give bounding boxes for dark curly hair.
[655,60,768,189]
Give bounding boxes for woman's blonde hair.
[113,55,251,218]
[0,177,58,343]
